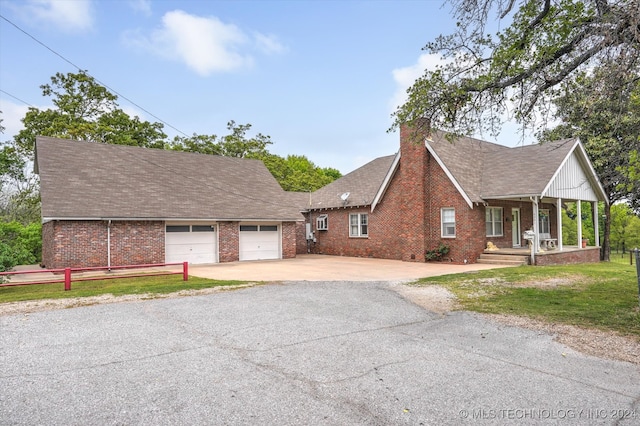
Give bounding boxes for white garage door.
[166,224,217,264]
[239,224,280,261]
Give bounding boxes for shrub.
[0,221,41,271]
[425,243,450,261]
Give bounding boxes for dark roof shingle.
[36,136,303,221]
[309,155,396,209]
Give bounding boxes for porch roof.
[426,133,607,205]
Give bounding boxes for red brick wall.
[481,200,558,249]
[535,247,600,265]
[40,220,164,269]
[424,155,485,263]
[281,221,298,259]
[398,123,428,261]
[295,220,309,254]
[110,221,164,266]
[218,221,239,263]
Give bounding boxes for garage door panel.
[239,226,279,261]
[165,226,216,264]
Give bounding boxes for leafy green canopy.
[392,0,640,138]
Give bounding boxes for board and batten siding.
[544,152,600,201]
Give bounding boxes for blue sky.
[0,0,524,174]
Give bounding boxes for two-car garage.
[165,223,281,264]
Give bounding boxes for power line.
[0,89,33,107]
[0,14,189,137]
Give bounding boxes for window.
[485,207,503,237]
[441,208,456,238]
[316,214,328,231]
[240,225,258,232]
[192,225,215,232]
[539,209,550,234]
[166,225,190,233]
[349,213,368,237]
[260,225,278,232]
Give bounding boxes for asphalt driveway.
[188,254,509,282]
[2,280,639,425]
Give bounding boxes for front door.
[512,208,521,247]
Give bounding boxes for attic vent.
[316,214,328,231]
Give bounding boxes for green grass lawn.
[0,274,250,304]
[414,260,640,339]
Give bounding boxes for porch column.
[576,200,583,248]
[557,198,563,251]
[532,196,539,256]
[593,201,600,247]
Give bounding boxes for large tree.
[540,64,640,260]
[392,0,640,137]
[14,71,167,157]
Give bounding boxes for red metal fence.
[0,262,189,291]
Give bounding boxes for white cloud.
[128,0,151,17]
[254,33,287,55]
[389,53,446,113]
[0,100,30,141]
[18,0,94,33]
[125,10,288,76]
[126,10,254,76]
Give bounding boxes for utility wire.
[0,14,189,137]
[0,89,33,107]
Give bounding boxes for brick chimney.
[398,119,429,262]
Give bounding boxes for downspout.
[107,219,112,271]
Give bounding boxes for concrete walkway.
[188,254,511,282]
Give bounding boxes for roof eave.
[371,151,401,212]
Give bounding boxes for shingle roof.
[36,136,304,221]
[308,155,396,209]
[426,132,578,202]
[305,131,591,212]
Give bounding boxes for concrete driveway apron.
[187,254,510,282]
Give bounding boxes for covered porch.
[481,139,608,266]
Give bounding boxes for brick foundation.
[534,247,600,266]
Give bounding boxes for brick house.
[302,123,608,265]
[35,137,304,269]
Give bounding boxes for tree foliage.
[539,64,640,260]
[172,121,273,158]
[610,203,640,253]
[14,71,167,157]
[261,154,342,192]
[392,0,640,138]
[0,221,41,271]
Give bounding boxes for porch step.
[477,252,529,266]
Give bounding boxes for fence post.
[635,249,640,309]
[183,261,188,281]
[64,268,71,291]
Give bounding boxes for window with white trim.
[316,214,328,231]
[349,213,368,237]
[485,207,503,237]
[441,208,456,238]
[539,209,550,234]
